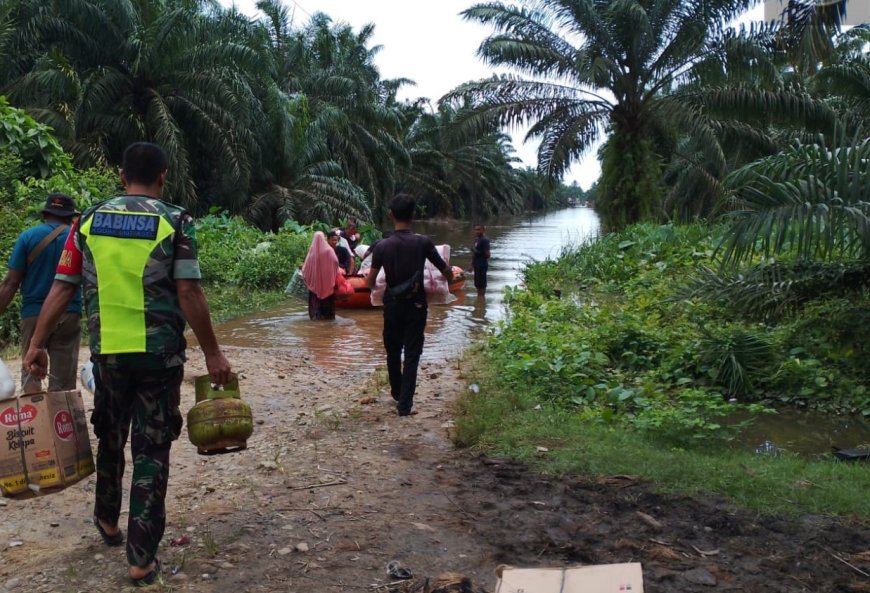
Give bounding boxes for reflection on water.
[214,207,601,372]
[753,439,784,458]
[731,409,870,456]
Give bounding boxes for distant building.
[764,0,870,25]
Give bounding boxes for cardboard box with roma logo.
[0,390,94,497]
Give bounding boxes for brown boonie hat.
[40,193,78,217]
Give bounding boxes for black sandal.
[130,558,162,587]
[93,516,123,547]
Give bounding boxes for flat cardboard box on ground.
[0,390,94,497]
[495,563,644,593]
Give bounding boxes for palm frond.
[719,132,870,265]
[681,259,870,321]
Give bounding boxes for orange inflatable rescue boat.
[336,266,466,309]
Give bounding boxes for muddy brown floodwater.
[212,207,602,374]
[2,345,869,593]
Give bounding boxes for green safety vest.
[79,199,183,354]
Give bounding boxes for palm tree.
[446,0,761,230]
[517,166,564,210]
[0,0,47,92]
[675,3,870,318]
[398,101,525,218]
[246,94,371,229]
[719,130,870,267]
[260,4,408,221]
[773,0,851,79]
[681,129,870,320]
[5,0,266,211]
[660,0,854,223]
[812,25,870,129]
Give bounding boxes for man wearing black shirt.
[367,194,453,416]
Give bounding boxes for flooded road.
[213,207,600,371]
[212,208,869,454]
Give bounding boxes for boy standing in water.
[367,194,452,416]
[472,223,491,298]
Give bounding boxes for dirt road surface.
[1,346,869,592]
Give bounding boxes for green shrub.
[234,231,311,289]
[767,353,870,414]
[196,213,311,289]
[0,96,69,179]
[696,326,776,399]
[482,220,870,453]
[780,300,870,382]
[9,168,119,213]
[631,388,766,446]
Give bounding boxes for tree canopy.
[0,0,567,227]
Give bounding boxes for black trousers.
[382,299,427,414]
[473,263,488,289]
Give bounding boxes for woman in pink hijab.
[302,231,341,320]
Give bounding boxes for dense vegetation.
[478,224,870,427]
[0,0,580,228]
[2,0,865,358]
[446,0,870,516]
[454,222,870,515]
[0,96,310,349]
[447,0,870,430]
[0,0,589,350]
[448,0,865,231]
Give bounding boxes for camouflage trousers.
[91,360,184,568]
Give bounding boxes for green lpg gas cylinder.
[187,374,253,455]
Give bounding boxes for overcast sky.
[221,0,765,190]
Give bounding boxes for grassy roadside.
[447,222,870,520]
[453,346,870,519]
[204,285,288,324]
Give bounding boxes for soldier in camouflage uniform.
[24,142,231,586]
